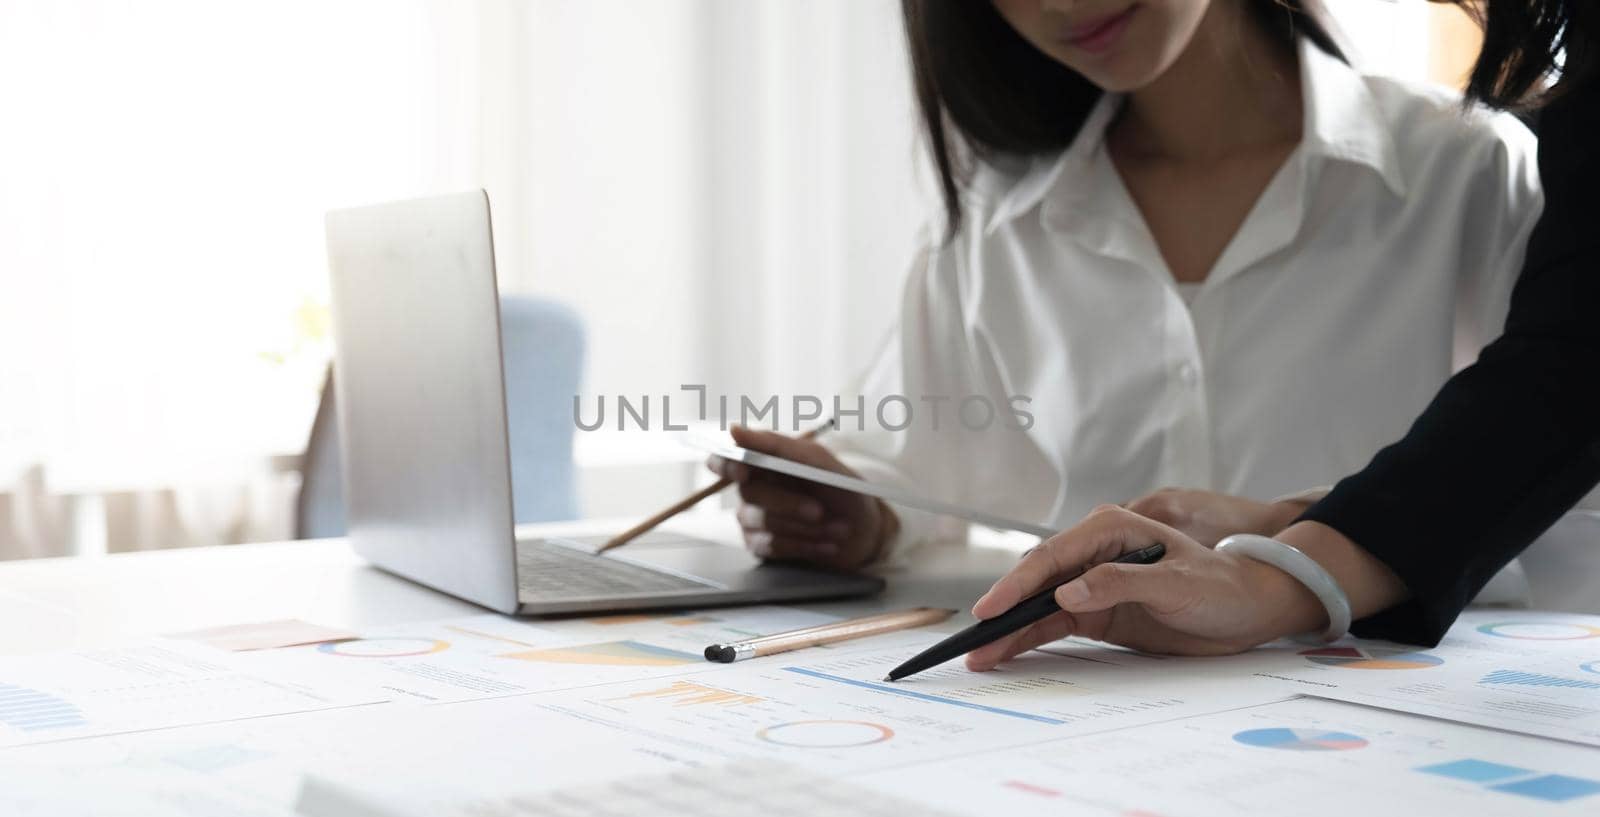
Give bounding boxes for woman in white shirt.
[711,1,1540,588]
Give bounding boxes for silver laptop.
[323,190,884,615]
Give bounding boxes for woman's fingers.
[722,426,874,516]
[730,425,847,472]
[1124,489,1189,531]
[964,613,1077,671]
[1054,561,1188,615]
[705,455,749,483]
[972,505,1148,619]
[737,480,825,521]
[737,504,850,541]
[963,629,1027,672]
[743,530,840,562]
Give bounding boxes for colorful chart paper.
[0,683,88,733]
[1419,759,1600,803]
[501,640,699,667]
[1300,646,1443,670]
[618,680,764,707]
[756,720,894,748]
[1232,727,1368,751]
[1479,669,1600,690]
[316,638,450,658]
[1475,621,1600,641]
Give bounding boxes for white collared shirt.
[829,40,1543,556]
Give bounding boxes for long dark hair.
[901,1,1341,239]
[1448,0,1597,110]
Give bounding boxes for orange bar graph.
[619,680,764,707]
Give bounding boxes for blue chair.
[296,296,585,539]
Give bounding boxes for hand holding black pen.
[885,542,1167,682]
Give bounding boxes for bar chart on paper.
[1274,612,1600,747]
[0,683,88,734]
[1300,646,1444,671]
[530,635,1286,772]
[779,650,1275,728]
[1478,669,1600,690]
[235,607,836,703]
[781,664,1084,725]
[502,640,700,667]
[618,680,765,707]
[0,706,383,817]
[0,642,382,747]
[856,697,1600,816]
[1419,758,1600,804]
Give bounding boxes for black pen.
[883,542,1167,682]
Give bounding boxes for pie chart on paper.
[1300,646,1443,670]
[1232,727,1369,752]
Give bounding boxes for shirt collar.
[982,93,1120,235]
[983,37,1406,237]
[1298,37,1407,198]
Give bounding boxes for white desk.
[0,514,1030,815]
[0,513,1023,657]
[7,516,1598,817]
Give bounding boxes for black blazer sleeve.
[1298,80,1600,647]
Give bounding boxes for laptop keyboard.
[515,539,718,599]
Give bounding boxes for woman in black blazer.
[967,0,1600,666]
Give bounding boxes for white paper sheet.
[0,640,383,747]
[521,633,1294,772]
[269,635,1293,813]
[231,607,877,704]
[14,608,1596,817]
[1253,610,1600,746]
[857,697,1600,816]
[297,759,961,817]
[0,697,548,817]
[168,620,358,652]
[0,717,320,817]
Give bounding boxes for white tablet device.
[681,432,1057,539]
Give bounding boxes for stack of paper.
[298,759,962,817]
[6,607,1600,817]
[0,640,383,748]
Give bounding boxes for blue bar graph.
[1416,759,1531,783]
[782,668,1066,724]
[1479,669,1600,690]
[0,683,87,732]
[1416,759,1600,804]
[1489,775,1600,803]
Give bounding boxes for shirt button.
[1177,361,1199,386]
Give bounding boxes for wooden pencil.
[595,419,835,554]
[703,607,957,662]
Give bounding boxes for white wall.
[488,0,927,406]
[691,0,927,403]
[0,0,930,550]
[0,0,488,465]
